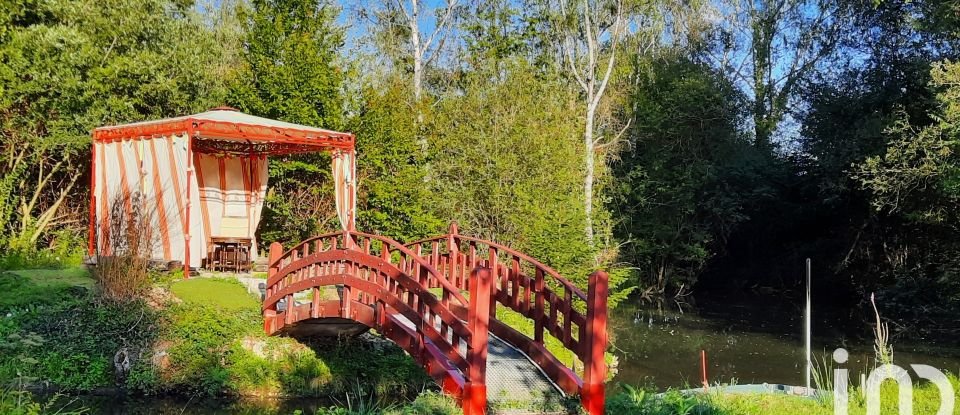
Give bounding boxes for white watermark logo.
[832,348,955,415]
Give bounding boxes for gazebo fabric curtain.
[93,134,269,267]
[332,149,356,231]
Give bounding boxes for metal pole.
[805,258,812,392]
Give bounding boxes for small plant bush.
[0,388,87,415]
[92,195,155,303]
[125,278,430,399]
[0,272,87,310]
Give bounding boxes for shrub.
[0,272,87,311]
[92,194,156,303]
[0,388,86,415]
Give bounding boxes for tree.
[555,0,626,244]
[359,0,460,102]
[855,61,960,228]
[350,75,442,241]
[0,0,228,255]
[611,52,751,294]
[228,0,346,244]
[230,0,344,128]
[704,0,847,150]
[430,58,633,303]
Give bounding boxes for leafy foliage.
[430,58,632,300]
[0,0,229,256]
[611,52,754,294]
[228,0,347,246]
[350,75,442,241]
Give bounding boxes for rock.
[114,348,131,381]
[241,336,269,358]
[151,340,172,371]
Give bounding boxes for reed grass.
[92,194,156,303]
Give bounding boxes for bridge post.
[581,270,609,415]
[464,267,491,415]
[264,242,283,334]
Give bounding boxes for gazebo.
[88,107,356,276]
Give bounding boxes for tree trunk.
[408,2,426,152]
[410,25,422,102]
[584,105,596,244]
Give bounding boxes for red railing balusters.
[511,256,521,309]
[563,288,573,345]
[488,247,498,319]
[284,293,294,325]
[534,268,545,344]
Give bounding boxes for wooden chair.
[208,217,253,272]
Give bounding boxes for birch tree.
[557,0,626,244]
[360,0,460,102]
[705,0,846,150]
[398,0,458,102]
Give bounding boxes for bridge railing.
[406,223,609,413]
[262,230,493,412]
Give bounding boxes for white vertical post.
[805,257,812,391]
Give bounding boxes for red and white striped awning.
[93,107,355,156]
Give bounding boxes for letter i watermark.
[834,348,848,415]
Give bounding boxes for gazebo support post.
[88,142,97,258]
[183,126,196,279]
[348,149,356,231]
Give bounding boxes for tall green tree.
[230,0,344,127]
[611,52,754,295]
[228,0,346,244]
[704,0,848,150]
[0,0,227,255]
[430,58,633,302]
[349,75,442,241]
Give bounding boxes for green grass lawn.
[0,266,92,309]
[169,277,259,310]
[5,267,93,288]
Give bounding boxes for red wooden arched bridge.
[262,224,608,415]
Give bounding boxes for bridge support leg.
[464,267,492,415]
[581,270,609,415]
[463,383,487,415]
[263,242,284,334]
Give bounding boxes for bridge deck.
[390,313,562,406]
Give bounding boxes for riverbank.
[0,268,453,409]
[607,379,960,414]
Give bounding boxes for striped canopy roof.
[92,107,354,156]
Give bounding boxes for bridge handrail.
[405,232,588,301]
[267,229,468,307]
[405,223,608,407]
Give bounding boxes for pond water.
[608,293,960,390]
